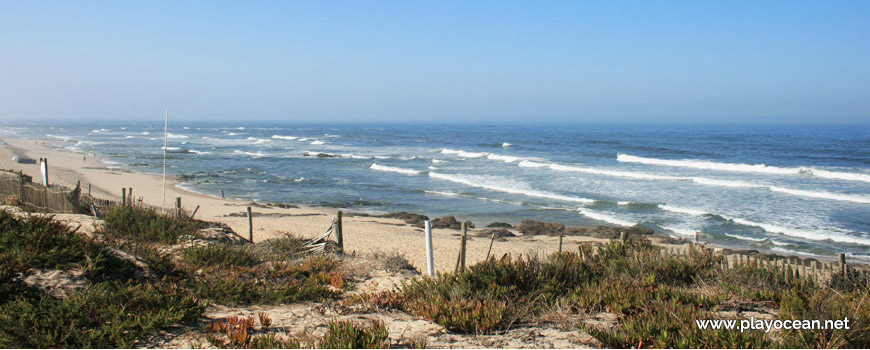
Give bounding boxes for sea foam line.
[617,153,870,183]
[370,163,424,175]
[656,204,870,246]
[516,160,870,205]
[428,172,594,204]
[578,208,637,227]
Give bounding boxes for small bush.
[101,205,205,245]
[183,245,259,269]
[0,282,205,348]
[320,320,388,349]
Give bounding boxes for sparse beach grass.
[354,239,870,348]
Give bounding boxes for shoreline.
[0,136,858,270]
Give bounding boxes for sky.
[1,1,869,123]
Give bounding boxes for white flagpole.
[162,109,168,213]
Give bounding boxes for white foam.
[232,150,266,158]
[617,201,631,206]
[502,142,512,147]
[90,129,110,133]
[440,148,487,158]
[370,163,423,175]
[310,140,326,145]
[428,172,594,204]
[293,177,306,182]
[298,138,311,142]
[432,159,445,164]
[617,153,870,183]
[657,204,709,217]
[188,149,209,154]
[768,186,870,205]
[812,168,870,183]
[428,166,439,170]
[227,132,240,136]
[162,146,181,151]
[45,134,72,141]
[724,233,767,242]
[424,190,460,197]
[661,226,696,237]
[271,135,299,140]
[124,135,135,139]
[728,217,870,246]
[487,154,521,163]
[548,163,684,181]
[141,132,150,135]
[518,160,549,168]
[690,177,763,188]
[578,208,637,226]
[166,133,189,139]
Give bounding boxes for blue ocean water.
[3,121,869,261]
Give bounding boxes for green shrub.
[183,245,259,269]
[101,205,204,245]
[0,282,205,348]
[320,320,388,349]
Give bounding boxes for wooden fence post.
[486,230,496,261]
[619,231,626,242]
[247,206,253,243]
[424,220,434,276]
[839,254,846,275]
[558,235,563,253]
[128,188,133,206]
[336,211,343,253]
[191,205,200,219]
[121,188,126,206]
[460,221,467,269]
[88,184,91,197]
[175,197,182,217]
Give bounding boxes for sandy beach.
[0,137,623,274]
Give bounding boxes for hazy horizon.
[2,1,868,123]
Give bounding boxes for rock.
[517,220,565,236]
[486,222,513,228]
[477,228,516,239]
[425,216,474,230]
[564,225,654,239]
[382,212,430,226]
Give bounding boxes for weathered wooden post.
[87,184,91,197]
[128,188,133,206]
[336,211,344,253]
[247,206,253,243]
[191,205,200,218]
[460,221,467,269]
[619,231,626,243]
[424,220,434,276]
[121,188,127,207]
[486,231,496,260]
[176,197,182,217]
[558,235,563,253]
[839,254,846,275]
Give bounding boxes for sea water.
[3,121,869,261]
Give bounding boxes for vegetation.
[355,239,870,348]
[0,210,205,348]
[0,206,347,348]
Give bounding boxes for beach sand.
[0,137,619,274]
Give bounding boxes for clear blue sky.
[1,1,868,123]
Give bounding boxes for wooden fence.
[0,172,91,213]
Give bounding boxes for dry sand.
[0,137,614,274]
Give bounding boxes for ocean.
[2,121,869,261]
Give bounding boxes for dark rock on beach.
[565,225,654,239]
[517,220,565,236]
[477,228,516,239]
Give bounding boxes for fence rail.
[0,172,115,213]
